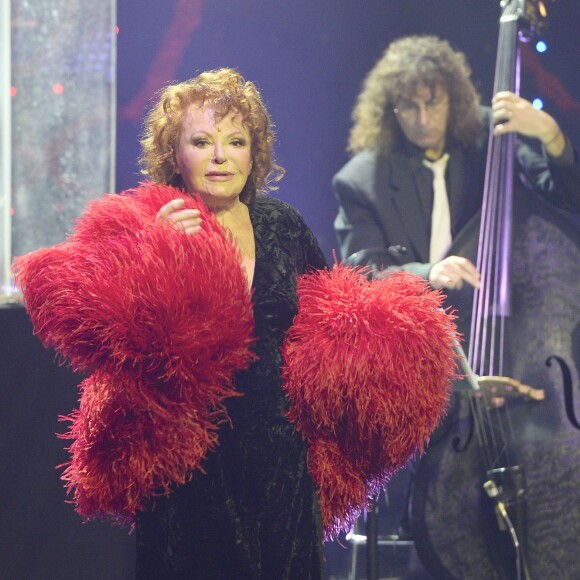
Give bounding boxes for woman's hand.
[156,198,202,235]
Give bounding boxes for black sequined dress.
[136,198,328,579]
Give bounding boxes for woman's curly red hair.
[139,68,284,203]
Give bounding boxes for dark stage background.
[2,1,579,578]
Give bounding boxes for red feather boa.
[14,184,458,540]
[13,183,255,525]
[281,265,458,540]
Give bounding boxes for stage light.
[535,41,547,53]
[532,98,544,110]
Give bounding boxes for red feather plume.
[281,264,459,540]
[13,182,255,525]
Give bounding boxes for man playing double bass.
[333,35,580,290]
[332,33,580,579]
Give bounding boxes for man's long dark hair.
[348,35,484,155]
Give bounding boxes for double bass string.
[468,3,521,471]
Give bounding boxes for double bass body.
[410,179,580,580]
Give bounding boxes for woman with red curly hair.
[135,68,328,578]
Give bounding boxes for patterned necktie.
[423,153,451,263]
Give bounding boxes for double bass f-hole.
[547,355,580,430]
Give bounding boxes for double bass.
[411,2,580,578]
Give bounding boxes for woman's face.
[175,104,253,207]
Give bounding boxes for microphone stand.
[366,500,379,580]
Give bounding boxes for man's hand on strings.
[429,255,481,290]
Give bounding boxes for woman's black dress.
[136,197,328,579]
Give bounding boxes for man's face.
[394,84,450,159]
